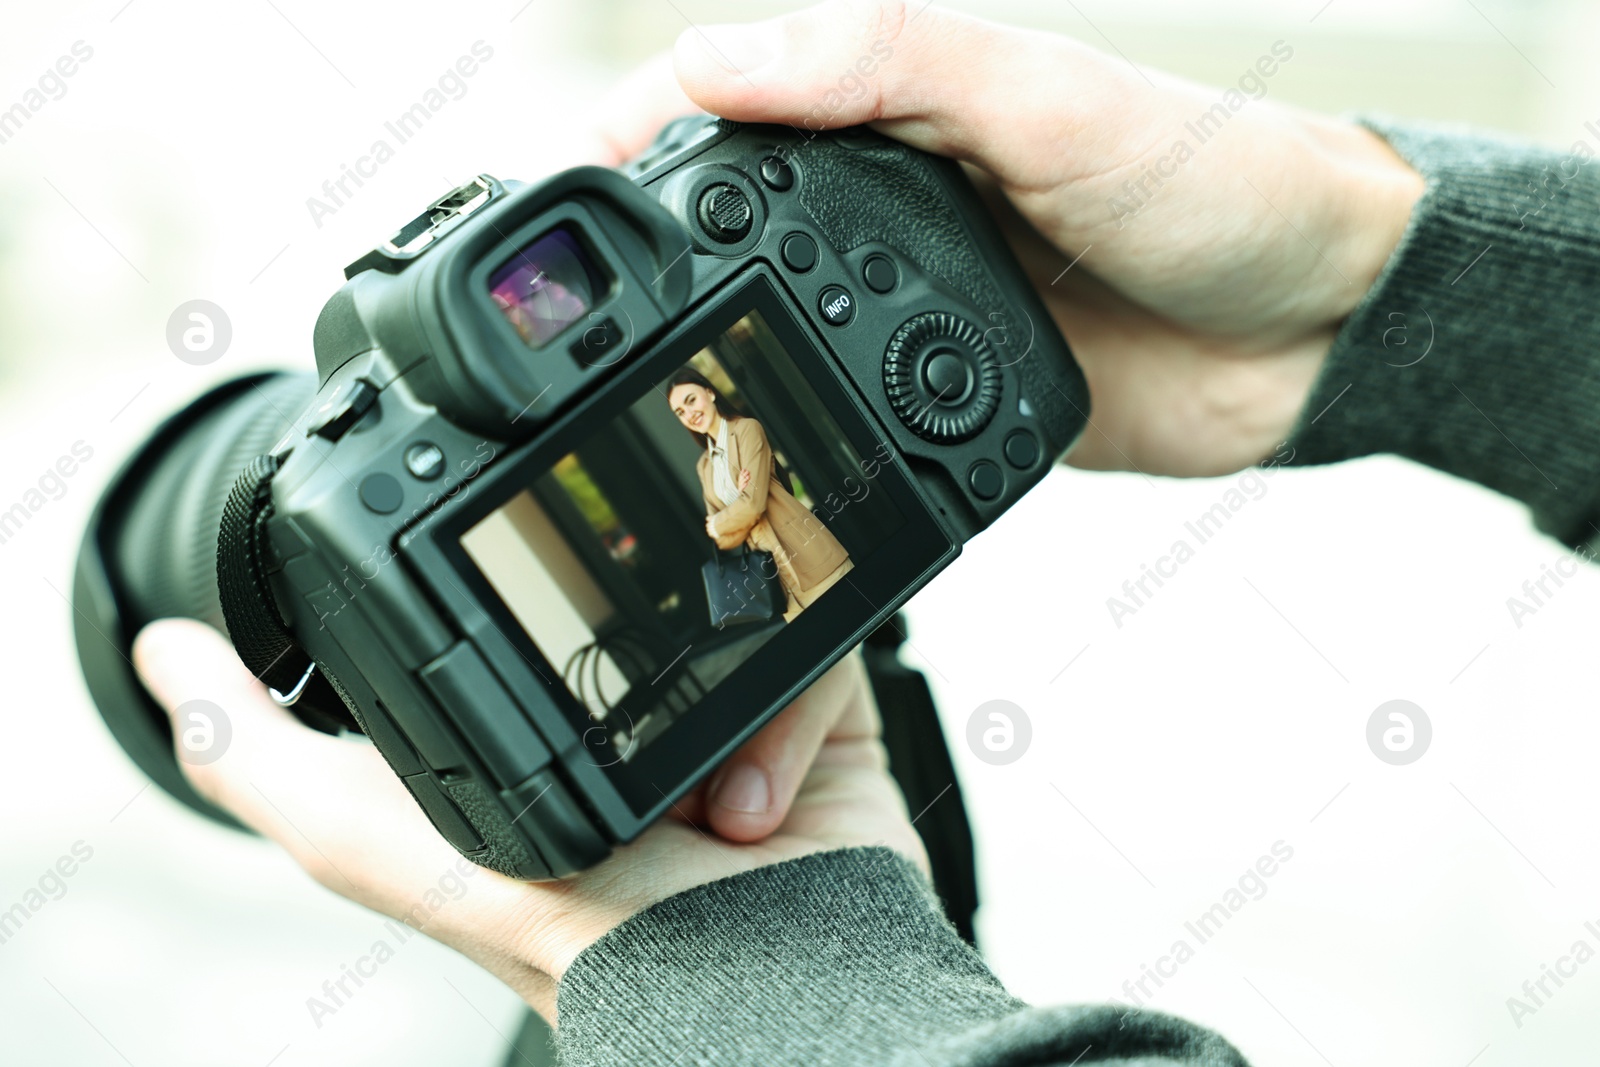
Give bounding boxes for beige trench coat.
[696,416,852,618]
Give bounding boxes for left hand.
[705,513,744,549]
[134,619,924,1022]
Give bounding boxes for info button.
[818,286,855,326]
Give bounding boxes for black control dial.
[883,312,1001,443]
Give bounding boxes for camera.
[73,118,1088,878]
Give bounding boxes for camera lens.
[487,227,609,350]
[73,373,326,829]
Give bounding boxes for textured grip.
[445,779,543,878]
[795,135,1083,452]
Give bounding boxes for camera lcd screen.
[460,308,904,765]
[486,227,608,349]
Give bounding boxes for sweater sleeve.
[1282,117,1600,548]
[555,847,1247,1067]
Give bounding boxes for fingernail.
[714,764,771,814]
[694,24,780,76]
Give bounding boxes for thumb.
[670,0,1139,188]
[704,652,870,843]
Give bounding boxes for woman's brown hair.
[667,367,742,448]
[666,366,794,494]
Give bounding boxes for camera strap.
[864,618,980,944]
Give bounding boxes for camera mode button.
[781,233,818,273]
[818,286,855,326]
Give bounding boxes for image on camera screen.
[486,227,609,349]
[461,310,903,762]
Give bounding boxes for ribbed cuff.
[556,848,1022,1065]
[1284,117,1600,546]
[555,847,1247,1067]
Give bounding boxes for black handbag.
[701,545,785,627]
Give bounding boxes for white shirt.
[709,417,741,507]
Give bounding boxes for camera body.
[151,120,1086,878]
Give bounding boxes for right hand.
[585,0,1424,477]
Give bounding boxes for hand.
[133,619,924,1022]
[737,467,752,491]
[586,0,1425,476]
[706,513,747,549]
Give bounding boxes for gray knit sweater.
[554,120,1600,1065]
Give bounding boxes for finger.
[567,50,706,168]
[704,654,866,842]
[664,778,710,827]
[132,619,430,882]
[668,0,1134,189]
[134,619,325,829]
[134,621,553,991]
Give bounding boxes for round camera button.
[781,233,818,273]
[922,350,974,406]
[759,155,794,191]
[405,441,446,481]
[698,183,753,242]
[359,473,403,514]
[968,461,1004,501]
[818,286,855,326]
[1004,430,1040,469]
[862,254,898,294]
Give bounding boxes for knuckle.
[842,0,909,45]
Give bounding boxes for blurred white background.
[2,1,1597,1064]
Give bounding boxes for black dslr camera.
[74,119,1088,878]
